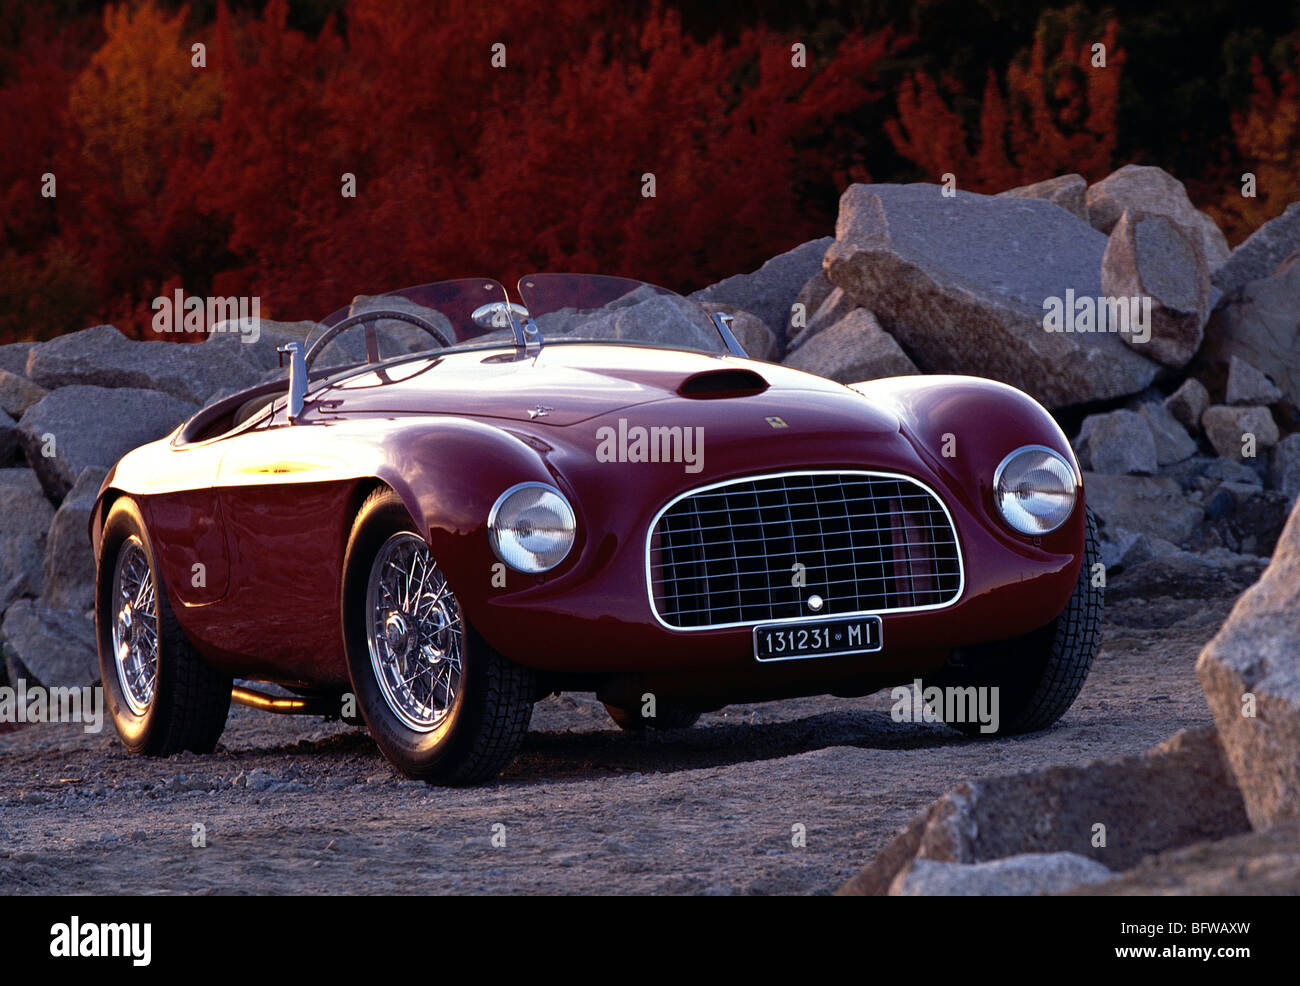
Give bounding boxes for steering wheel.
[304,309,454,372]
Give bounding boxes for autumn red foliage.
[0,2,1297,342]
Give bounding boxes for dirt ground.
[0,570,1251,895]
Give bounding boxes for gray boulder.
[0,598,97,689]
[17,386,197,498]
[0,342,31,377]
[1100,209,1211,368]
[1225,355,1283,405]
[787,287,858,353]
[783,308,918,383]
[0,370,48,419]
[691,237,833,350]
[823,183,1160,409]
[0,409,16,466]
[0,483,55,541]
[997,173,1089,222]
[1084,472,1204,545]
[839,727,1249,895]
[890,852,1112,896]
[0,534,45,609]
[1075,409,1157,474]
[787,271,834,345]
[1197,499,1300,828]
[1201,255,1300,405]
[26,325,262,405]
[0,468,41,494]
[1164,377,1209,433]
[1137,401,1197,465]
[205,318,317,372]
[1270,434,1300,506]
[1085,164,1230,270]
[1213,202,1300,296]
[1201,404,1279,462]
[42,466,108,612]
[696,303,777,361]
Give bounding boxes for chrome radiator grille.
[647,471,962,630]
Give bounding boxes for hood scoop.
[677,367,769,399]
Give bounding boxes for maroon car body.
[91,274,1094,780]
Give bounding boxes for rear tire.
[96,497,231,755]
[342,487,534,784]
[938,508,1103,736]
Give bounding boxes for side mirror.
[277,342,308,421]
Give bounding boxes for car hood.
[313,343,895,430]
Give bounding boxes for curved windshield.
[306,278,518,370]
[517,273,729,354]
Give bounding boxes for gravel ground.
[0,574,1249,895]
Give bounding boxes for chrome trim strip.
[643,469,966,632]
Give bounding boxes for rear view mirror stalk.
[277,342,307,421]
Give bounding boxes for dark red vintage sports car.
[92,274,1100,783]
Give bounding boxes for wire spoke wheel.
[365,532,464,732]
[111,536,159,716]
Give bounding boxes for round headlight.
[488,482,576,573]
[993,445,1077,535]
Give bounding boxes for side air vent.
[677,368,768,398]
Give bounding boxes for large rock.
[1084,472,1203,545]
[1100,209,1211,367]
[1085,164,1230,270]
[787,271,834,345]
[1065,821,1300,894]
[1075,409,1157,474]
[1270,433,1300,506]
[1225,355,1283,405]
[1201,255,1300,405]
[1213,201,1300,296]
[0,467,41,494]
[691,237,833,350]
[1197,500,1300,828]
[783,308,918,383]
[696,303,777,361]
[16,386,197,498]
[1164,377,1209,433]
[997,173,1089,222]
[823,184,1160,409]
[0,483,55,541]
[0,534,45,610]
[0,409,16,466]
[1200,404,1279,462]
[26,325,262,405]
[838,728,1249,895]
[0,342,31,377]
[891,852,1112,896]
[786,287,858,353]
[0,598,97,689]
[204,317,318,372]
[0,370,47,419]
[1137,401,1196,465]
[42,466,108,612]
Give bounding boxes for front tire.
[96,497,231,755]
[937,508,1103,736]
[341,488,534,784]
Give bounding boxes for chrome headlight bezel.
[487,482,577,573]
[992,444,1078,536]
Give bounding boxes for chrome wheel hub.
[111,537,158,716]
[365,533,463,732]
